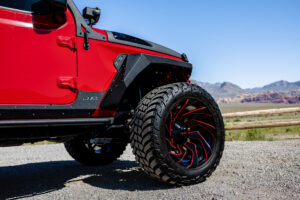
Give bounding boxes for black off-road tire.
[65,136,127,166]
[130,82,225,185]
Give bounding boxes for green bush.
[285,128,292,132]
[233,118,241,122]
[246,129,265,141]
[226,131,242,141]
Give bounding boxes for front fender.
[100,53,193,109]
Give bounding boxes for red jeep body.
[0,1,225,186]
[0,0,191,141]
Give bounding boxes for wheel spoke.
[184,143,198,168]
[179,107,207,121]
[189,123,216,141]
[190,119,216,130]
[170,144,183,156]
[165,138,176,149]
[188,142,200,167]
[176,146,189,165]
[169,111,173,136]
[185,112,212,118]
[189,137,208,162]
[165,97,216,169]
[189,131,212,153]
[173,99,189,125]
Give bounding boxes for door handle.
[57,36,76,51]
[57,76,76,92]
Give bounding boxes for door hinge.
[57,77,76,92]
[57,36,76,51]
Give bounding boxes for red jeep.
[0,0,224,185]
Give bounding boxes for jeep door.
[0,0,77,105]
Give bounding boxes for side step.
[0,117,114,128]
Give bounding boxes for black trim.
[67,0,106,41]
[124,54,192,86]
[111,32,152,47]
[113,54,127,70]
[0,90,104,118]
[107,31,182,59]
[101,54,193,109]
[0,117,113,128]
[181,53,189,62]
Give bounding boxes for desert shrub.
[246,129,265,141]
[285,128,292,132]
[226,131,242,141]
[233,118,241,122]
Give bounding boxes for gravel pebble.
[0,140,299,200]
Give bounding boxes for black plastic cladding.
[0,90,105,118]
[0,117,113,128]
[111,32,152,47]
[101,54,193,109]
[114,54,127,70]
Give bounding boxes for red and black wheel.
[165,96,217,169]
[130,83,224,185]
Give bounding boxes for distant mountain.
[217,91,300,104]
[191,81,245,99]
[218,82,245,98]
[191,80,300,104]
[248,80,300,93]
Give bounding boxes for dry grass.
[220,103,300,141]
[220,103,299,113]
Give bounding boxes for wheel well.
[119,64,191,110]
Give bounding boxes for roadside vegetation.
[221,103,300,141]
[220,103,297,113]
[225,126,300,141]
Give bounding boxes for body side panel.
[0,7,77,105]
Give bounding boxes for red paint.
[189,131,212,153]
[190,119,216,130]
[76,37,181,92]
[165,138,176,149]
[184,144,194,168]
[177,150,187,164]
[57,77,77,91]
[189,123,216,141]
[0,8,77,105]
[173,99,189,125]
[0,6,183,117]
[57,36,76,50]
[179,107,207,121]
[92,109,116,117]
[190,137,207,162]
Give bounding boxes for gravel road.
[0,140,299,200]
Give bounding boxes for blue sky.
[74,0,300,89]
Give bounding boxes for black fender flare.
[100,53,193,110]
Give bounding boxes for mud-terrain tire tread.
[130,82,225,186]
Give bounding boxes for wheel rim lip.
[164,97,217,169]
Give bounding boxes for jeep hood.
[105,31,182,59]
